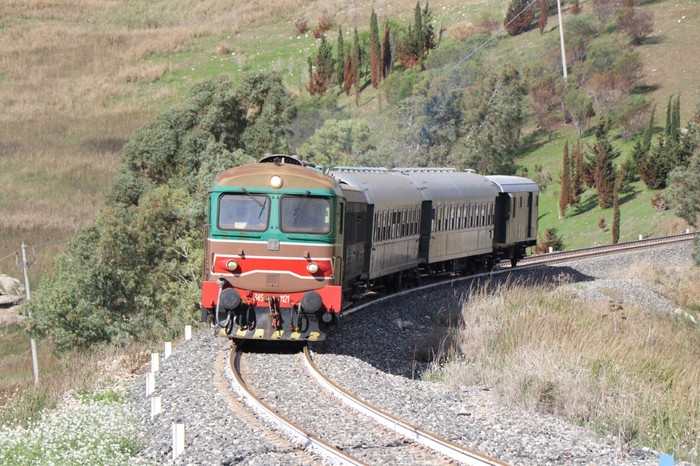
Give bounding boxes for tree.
[570,139,584,205]
[559,141,571,218]
[397,25,422,68]
[538,0,548,34]
[421,1,437,54]
[616,8,654,44]
[343,49,353,96]
[668,160,700,229]
[297,119,374,167]
[414,1,424,56]
[336,27,345,88]
[238,72,297,156]
[306,35,334,95]
[504,0,535,36]
[564,86,593,136]
[611,174,621,244]
[352,27,361,105]
[589,119,618,208]
[641,103,656,152]
[528,66,561,133]
[370,9,381,89]
[381,20,393,78]
[457,66,527,174]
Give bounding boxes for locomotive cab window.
[280,195,331,234]
[218,193,270,232]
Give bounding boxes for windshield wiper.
[293,191,310,218]
[241,187,264,209]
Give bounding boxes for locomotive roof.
[485,175,540,193]
[213,161,342,193]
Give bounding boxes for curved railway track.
[229,344,504,465]
[502,232,697,268]
[219,234,696,465]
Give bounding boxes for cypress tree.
[336,27,345,88]
[671,94,681,144]
[570,139,583,206]
[422,2,436,53]
[306,35,334,95]
[538,0,548,34]
[381,20,392,78]
[591,120,618,208]
[414,1,423,57]
[642,103,655,152]
[343,49,353,96]
[664,95,673,141]
[370,9,381,89]
[352,27,361,105]
[559,141,570,218]
[612,183,620,244]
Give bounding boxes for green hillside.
[0,0,698,273]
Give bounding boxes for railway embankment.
[126,241,696,465]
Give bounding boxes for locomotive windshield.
[280,195,331,234]
[218,193,270,232]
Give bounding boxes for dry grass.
[622,258,700,322]
[0,332,157,427]
[437,278,700,461]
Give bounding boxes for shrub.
[313,12,334,39]
[294,18,308,34]
[616,8,654,44]
[448,22,476,42]
[533,227,563,253]
[651,192,669,211]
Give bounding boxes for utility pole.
[21,242,40,386]
[556,0,568,81]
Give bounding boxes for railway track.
[217,234,695,465]
[504,232,697,268]
[228,344,504,465]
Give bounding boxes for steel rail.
[512,232,697,267]
[229,345,368,466]
[303,347,506,466]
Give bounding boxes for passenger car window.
[218,194,269,232]
[280,196,331,234]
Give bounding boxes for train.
[200,154,539,342]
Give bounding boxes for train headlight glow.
[226,259,239,271]
[306,262,319,274]
[270,175,283,188]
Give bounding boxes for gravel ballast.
[127,242,696,465]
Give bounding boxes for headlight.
[226,259,239,271]
[270,175,283,188]
[306,262,319,274]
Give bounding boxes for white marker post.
[151,353,159,373]
[184,325,192,341]
[164,341,172,359]
[146,372,155,396]
[151,396,161,419]
[172,423,185,460]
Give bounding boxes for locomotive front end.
[200,157,344,341]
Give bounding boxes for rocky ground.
[0,274,23,327]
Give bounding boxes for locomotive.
[200,155,539,341]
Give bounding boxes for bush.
[381,68,424,105]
